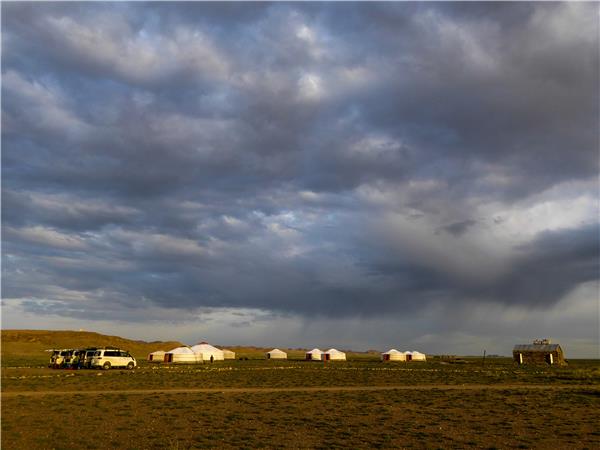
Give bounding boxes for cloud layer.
[2,3,598,353]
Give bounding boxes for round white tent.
[305,348,323,361]
[191,342,224,362]
[322,348,346,361]
[266,348,287,359]
[147,350,165,363]
[381,349,406,362]
[220,349,236,360]
[164,346,201,364]
[409,351,426,361]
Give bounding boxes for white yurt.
[305,348,323,361]
[147,350,165,363]
[163,346,201,364]
[266,348,287,359]
[221,349,236,360]
[322,348,346,361]
[409,351,427,361]
[191,342,225,362]
[381,349,406,362]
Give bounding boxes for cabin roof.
[513,344,561,352]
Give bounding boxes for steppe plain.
[2,331,599,449]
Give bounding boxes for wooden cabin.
[513,339,566,366]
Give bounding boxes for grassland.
[4,387,599,449]
[2,331,599,449]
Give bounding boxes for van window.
[94,351,101,356]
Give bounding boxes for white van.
[91,349,137,370]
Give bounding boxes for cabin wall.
[513,349,566,365]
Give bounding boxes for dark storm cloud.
[2,2,598,321]
[484,224,600,306]
[441,220,478,237]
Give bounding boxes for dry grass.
[3,358,599,394]
[2,388,599,449]
[2,331,599,448]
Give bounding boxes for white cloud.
[296,24,316,44]
[478,179,598,242]
[416,8,500,74]
[43,15,229,85]
[108,229,207,261]
[21,191,139,221]
[297,73,324,101]
[3,70,92,138]
[5,226,88,251]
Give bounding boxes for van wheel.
[102,362,111,370]
[127,362,134,370]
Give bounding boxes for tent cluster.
[381,349,427,362]
[305,348,347,361]
[149,343,425,364]
[263,348,346,361]
[148,342,236,364]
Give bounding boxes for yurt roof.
[307,348,322,353]
[167,346,194,354]
[325,348,344,354]
[268,348,286,354]
[191,343,222,353]
[150,350,166,355]
[383,349,401,354]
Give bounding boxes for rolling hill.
[1,329,184,365]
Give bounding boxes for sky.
[2,2,599,357]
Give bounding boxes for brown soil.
[2,386,598,449]
[2,383,596,397]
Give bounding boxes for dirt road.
[2,384,597,397]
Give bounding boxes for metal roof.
[513,344,561,352]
